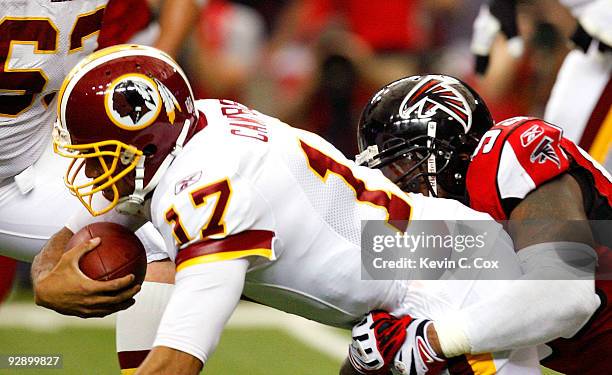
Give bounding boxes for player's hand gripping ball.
[67,222,147,285]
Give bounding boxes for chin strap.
[116,119,192,216]
[426,121,438,196]
[355,145,380,167]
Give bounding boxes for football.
[67,222,147,285]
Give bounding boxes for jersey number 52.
[0,7,105,117]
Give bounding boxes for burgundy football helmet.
[54,44,198,215]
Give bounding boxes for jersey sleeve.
[153,259,248,364]
[153,165,276,272]
[467,117,571,220]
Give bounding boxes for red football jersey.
[467,116,611,221]
[466,116,612,375]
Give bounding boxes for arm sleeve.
[153,258,248,363]
[436,242,600,356]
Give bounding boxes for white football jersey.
[0,0,107,180]
[149,99,517,328]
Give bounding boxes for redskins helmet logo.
[105,73,181,130]
[399,76,472,132]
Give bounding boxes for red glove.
[349,311,447,375]
[349,311,413,374]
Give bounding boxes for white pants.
[0,140,167,262]
[544,44,612,170]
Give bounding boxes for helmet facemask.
[53,122,143,216]
[53,118,192,217]
[357,119,470,201]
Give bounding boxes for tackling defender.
[35,45,543,374]
[352,74,610,374]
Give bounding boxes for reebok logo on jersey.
[175,171,202,195]
[530,136,561,167]
[399,76,472,132]
[520,124,544,147]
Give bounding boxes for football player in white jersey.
[33,44,543,374]
[0,0,115,261]
[471,0,611,170]
[0,0,207,262]
[0,1,202,373]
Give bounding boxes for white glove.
[349,311,414,374]
[392,319,446,375]
[349,311,447,375]
[349,313,387,374]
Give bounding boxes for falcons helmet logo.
[399,76,472,132]
[530,136,561,167]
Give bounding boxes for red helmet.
[54,44,198,216]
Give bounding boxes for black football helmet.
[356,75,493,201]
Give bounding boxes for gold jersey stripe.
[466,353,497,374]
[176,248,273,272]
[588,106,612,163]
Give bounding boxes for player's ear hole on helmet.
[142,144,157,157]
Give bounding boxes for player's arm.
[136,165,272,373]
[31,207,146,317]
[433,173,599,356]
[351,176,600,371]
[154,0,205,57]
[136,259,248,374]
[31,227,140,318]
[470,0,523,74]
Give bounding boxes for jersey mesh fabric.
[285,146,361,246]
[0,1,106,179]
